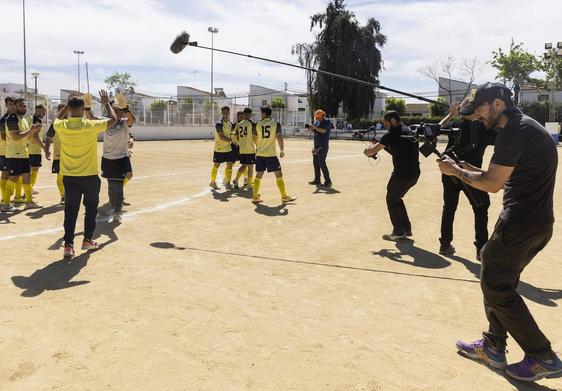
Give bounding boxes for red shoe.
[81,240,100,251]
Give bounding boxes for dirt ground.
[0,139,561,391]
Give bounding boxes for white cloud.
[0,0,559,102]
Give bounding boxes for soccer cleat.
[13,196,26,204]
[382,233,407,241]
[439,244,456,256]
[456,338,507,370]
[81,240,100,251]
[252,196,263,204]
[24,201,41,210]
[281,195,297,204]
[209,181,218,190]
[1,203,17,212]
[63,245,75,259]
[506,353,562,382]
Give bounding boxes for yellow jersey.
[214,120,233,153]
[27,115,43,155]
[53,117,109,176]
[5,114,30,159]
[235,119,255,154]
[254,118,281,157]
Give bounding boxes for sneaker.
[382,233,407,241]
[63,245,75,259]
[24,201,41,210]
[122,198,130,206]
[252,196,263,204]
[308,180,321,186]
[113,212,123,223]
[322,181,333,188]
[81,240,100,251]
[456,338,507,370]
[281,195,297,204]
[439,244,456,256]
[209,181,218,190]
[506,353,562,382]
[59,197,65,205]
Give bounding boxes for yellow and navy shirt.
[254,117,282,157]
[235,119,255,154]
[46,123,61,160]
[5,114,31,159]
[0,112,9,157]
[53,117,109,176]
[27,115,43,155]
[214,120,233,153]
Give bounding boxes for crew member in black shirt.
[438,101,496,259]
[439,83,562,382]
[308,109,332,187]
[364,111,420,240]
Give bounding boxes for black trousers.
[313,146,331,183]
[386,173,419,235]
[63,176,101,246]
[481,219,553,360]
[440,175,490,249]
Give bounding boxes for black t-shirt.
[491,112,557,224]
[379,124,420,179]
[443,119,496,168]
[313,118,331,148]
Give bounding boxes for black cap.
[459,82,512,115]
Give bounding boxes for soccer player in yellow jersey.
[53,91,118,259]
[45,103,67,204]
[29,104,48,192]
[252,106,296,205]
[2,98,42,211]
[0,96,16,202]
[209,106,236,190]
[233,107,255,190]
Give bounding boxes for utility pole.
[208,26,219,125]
[73,50,84,92]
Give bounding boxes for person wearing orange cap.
[307,109,332,187]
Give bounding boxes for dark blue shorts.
[0,156,7,172]
[7,158,31,176]
[29,154,42,168]
[255,156,281,173]
[239,153,256,165]
[213,151,234,164]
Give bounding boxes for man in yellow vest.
[252,106,296,204]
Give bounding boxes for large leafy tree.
[384,97,406,116]
[308,0,386,120]
[490,39,540,105]
[291,42,316,121]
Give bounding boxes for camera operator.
[307,109,332,187]
[439,83,561,381]
[364,111,420,240]
[438,101,497,260]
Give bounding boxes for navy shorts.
[231,143,240,162]
[7,158,31,176]
[213,151,234,164]
[29,154,42,168]
[239,153,256,165]
[101,157,131,180]
[0,156,7,171]
[255,156,281,173]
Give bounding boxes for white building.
[519,84,562,105]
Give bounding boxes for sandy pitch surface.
[1,139,561,391]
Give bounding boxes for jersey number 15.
[261,125,271,138]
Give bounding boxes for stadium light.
[208,27,219,125]
[73,50,85,92]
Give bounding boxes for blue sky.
[0,0,560,102]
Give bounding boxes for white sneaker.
[1,203,16,212]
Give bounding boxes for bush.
[385,97,406,116]
[429,97,448,117]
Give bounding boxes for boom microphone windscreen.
[170,31,190,54]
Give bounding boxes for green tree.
[490,39,541,105]
[105,72,137,94]
[429,97,447,117]
[384,97,406,116]
[308,0,386,120]
[150,99,167,110]
[270,97,286,109]
[291,42,316,121]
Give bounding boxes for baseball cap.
[459,82,512,115]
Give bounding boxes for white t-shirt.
[103,118,130,160]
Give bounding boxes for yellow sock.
[0,179,6,199]
[225,168,233,183]
[210,166,218,182]
[276,177,288,198]
[15,177,22,198]
[30,170,38,188]
[253,177,261,199]
[235,170,244,182]
[124,177,129,186]
[23,183,32,202]
[3,180,15,204]
[56,174,65,197]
